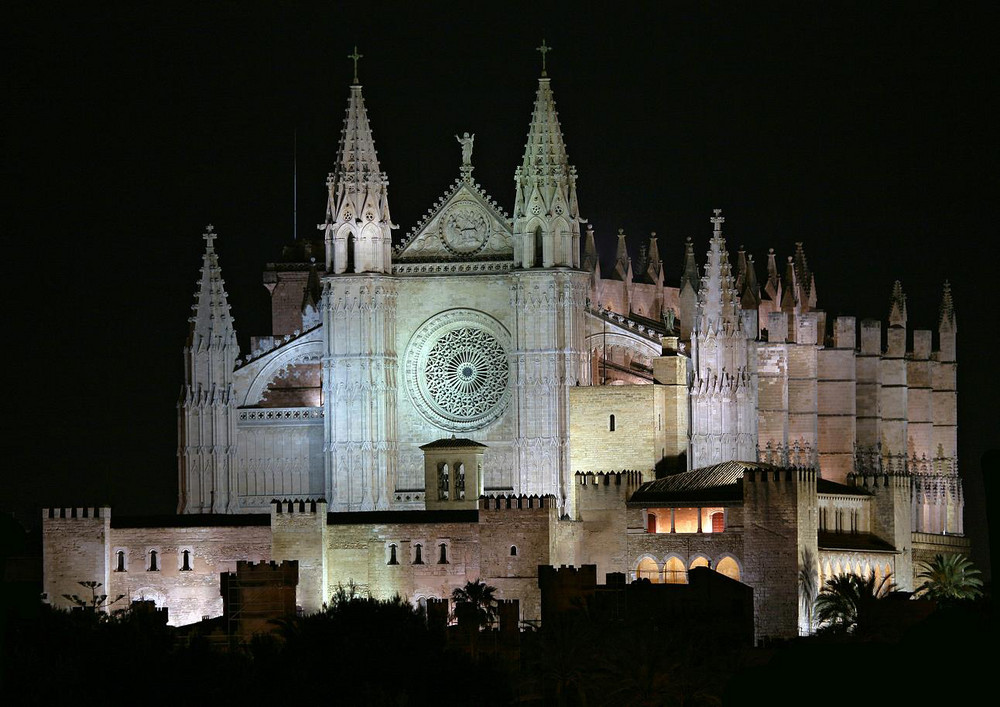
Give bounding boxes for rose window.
[404,311,511,431]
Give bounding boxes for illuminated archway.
[637,556,660,583]
[716,556,741,582]
[689,555,710,570]
[664,556,687,584]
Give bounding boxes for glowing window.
[717,556,740,581]
[664,556,687,584]
[690,556,710,570]
[637,557,660,583]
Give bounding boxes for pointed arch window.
[147,550,159,572]
[413,544,424,565]
[180,549,192,572]
[388,544,399,566]
[115,550,126,572]
[438,543,449,565]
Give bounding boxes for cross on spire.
[711,208,725,233]
[348,46,363,85]
[203,224,216,245]
[536,39,551,77]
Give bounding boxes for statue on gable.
[455,132,475,166]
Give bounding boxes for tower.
[320,74,398,511]
[688,210,757,468]
[510,69,590,507]
[178,226,240,513]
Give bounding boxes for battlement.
[744,466,817,484]
[230,559,299,579]
[479,494,554,510]
[574,470,644,487]
[538,564,599,580]
[847,470,910,491]
[43,506,109,520]
[270,498,327,514]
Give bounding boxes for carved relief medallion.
[440,201,490,255]
[404,309,511,431]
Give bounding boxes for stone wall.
[569,385,665,476]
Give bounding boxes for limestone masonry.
[43,68,966,640]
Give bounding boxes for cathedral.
[42,66,968,640]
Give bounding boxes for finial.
[203,224,216,245]
[618,227,625,236]
[348,46,363,85]
[711,209,724,233]
[537,39,552,77]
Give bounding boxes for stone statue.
[455,132,475,166]
[663,307,676,333]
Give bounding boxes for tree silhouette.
[916,553,983,602]
[814,572,900,635]
[451,578,498,628]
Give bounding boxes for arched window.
[664,556,687,584]
[346,232,356,273]
[388,544,399,565]
[438,543,448,564]
[413,544,423,565]
[148,550,159,572]
[716,556,740,582]
[180,549,192,572]
[637,557,660,583]
[609,414,616,432]
[439,463,449,501]
[690,556,710,570]
[533,225,544,267]
[510,545,518,557]
[457,463,466,500]
[115,550,126,572]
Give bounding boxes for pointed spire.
[612,228,631,281]
[582,224,599,273]
[680,238,700,293]
[301,259,322,329]
[793,242,817,310]
[780,256,798,313]
[323,77,394,274]
[645,232,662,283]
[889,280,907,327]
[939,280,955,329]
[188,225,238,353]
[697,209,741,331]
[512,72,583,268]
[739,251,761,310]
[765,247,780,302]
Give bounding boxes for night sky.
[5,3,995,575]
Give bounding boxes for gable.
[394,182,513,262]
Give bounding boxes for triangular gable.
[394,178,513,261]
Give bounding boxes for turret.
[611,228,631,281]
[512,73,584,268]
[644,232,663,286]
[793,242,817,311]
[321,72,394,275]
[581,224,600,276]
[178,225,240,513]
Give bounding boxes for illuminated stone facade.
[44,69,968,640]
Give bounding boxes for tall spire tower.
[178,226,240,513]
[322,49,394,275]
[688,210,757,468]
[321,55,399,511]
[510,49,590,510]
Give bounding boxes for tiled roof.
[418,437,488,450]
[817,478,872,496]
[818,531,896,552]
[628,460,775,504]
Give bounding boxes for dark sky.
[5,3,996,573]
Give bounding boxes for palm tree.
[451,578,498,629]
[916,553,983,602]
[814,571,899,634]
[798,549,819,634]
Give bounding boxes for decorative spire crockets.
[889,279,907,327]
[322,73,394,275]
[187,225,238,360]
[939,280,955,330]
[512,71,583,268]
[696,209,741,333]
